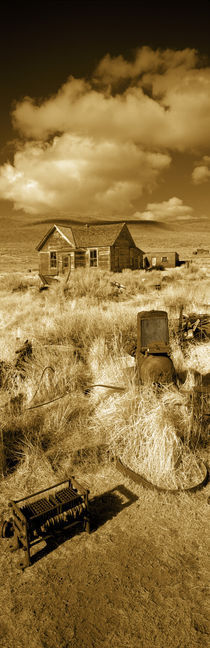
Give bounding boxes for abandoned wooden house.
[36,223,144,281]
[144,251,179,269]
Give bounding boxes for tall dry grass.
[0,267,209,499]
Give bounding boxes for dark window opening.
[90,249,98,267]
[161,256,168,263]
[50,251,57,268]
[75,250,86,267]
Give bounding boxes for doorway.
[62,254,71,275]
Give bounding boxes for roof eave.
[56,225,75,247]
[36,224,56,251]
[36,223,76,251]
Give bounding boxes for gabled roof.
[36,224,74,251]
[67,223,127,247]
[36,222,144,251]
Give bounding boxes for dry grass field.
[0,261,209,648]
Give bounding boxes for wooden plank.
[98,248,110,269]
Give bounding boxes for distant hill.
[0,210,209,271]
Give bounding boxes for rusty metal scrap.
[1,477,90,569]
[110,280,126,290]
[179,309,210,341]
[136,310,175,385]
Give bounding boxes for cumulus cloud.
[11,48,210,151]
[134,197,194,221]
[0,135,170,215]
[94,47,199,84]
[192,156,210,184]
[0,46,210,216]
[192,165,210,184]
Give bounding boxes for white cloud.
[11,48,210,151]
[134,197,194,221]
[94,47,199,84]
[192,155,210,184]
[192,165,210,184]
[0,46,210,216]
[0,135,170,215]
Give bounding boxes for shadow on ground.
[25,484,138,567]
[89,484,138,530]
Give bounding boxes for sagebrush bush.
[0,272,39,293]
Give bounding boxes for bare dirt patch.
[0,465,209,648]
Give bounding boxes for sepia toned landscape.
[0,242,209,647]
[0,1,210,646]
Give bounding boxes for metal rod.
[87,383,126,391]
[14,478,70,503]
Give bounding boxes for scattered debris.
[179,309,210,342]
[84,383,126,395]
[193,248,209,255]
[0,477,90,569]
[154,283,161,290]
[111,280,126,291]
[39,285,49,292]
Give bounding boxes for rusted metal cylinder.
[138,354,175,384]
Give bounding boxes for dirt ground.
[0,464,209,648]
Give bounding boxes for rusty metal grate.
[21,486,82,521]
[22,498,53,519]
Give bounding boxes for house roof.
[37,222,144,251]
[60,223,127,247]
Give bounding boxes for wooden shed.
[144,251,179,269]
[36,223,144,282]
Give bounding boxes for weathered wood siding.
[38,224,143,278]
[130,247,142,269]
[111,225,143,271]
[97,247,110,270]
[38,227,74,277]
[144,252,179,268]
[41,228,74,252]
[75,247,111,269]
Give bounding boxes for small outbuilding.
[36,222,144,282]
[143,251,179,269]
[193,248,209,256]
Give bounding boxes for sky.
[0,0,210,232]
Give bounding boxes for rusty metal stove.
[136,310,175,384]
